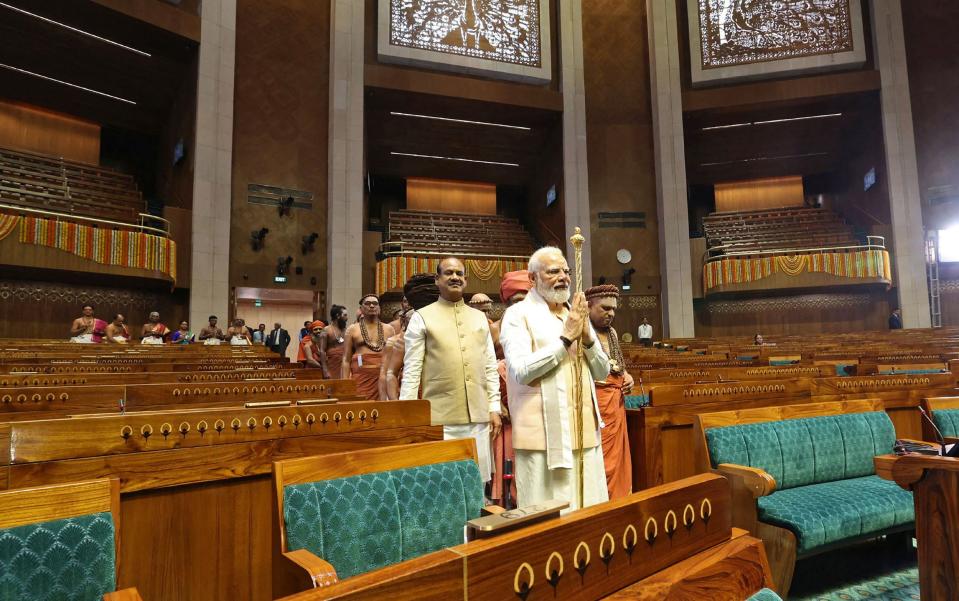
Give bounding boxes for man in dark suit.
[266,322,291,357]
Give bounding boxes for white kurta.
[444,422,492,483]
[500,287,611,510]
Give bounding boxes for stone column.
[326,0,365,310]
[190,0,236,328]
[647,0,694,337]
[558,0,592,285]
[871,0,931,328]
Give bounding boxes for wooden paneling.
[0,278,188,340]
[694,290,893,337]
[90,0,201,40]
[0,101,100,165]
[902,1,959,226]
[583,0,659,295]
[714,176,804,212]
[406,178,496,215]
[230,0,329,291]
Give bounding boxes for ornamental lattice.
[388,0,542,68]
[698,0,854,69]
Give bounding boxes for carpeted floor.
[789,535,919,601]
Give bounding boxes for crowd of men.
[66,245,634,511]
[68,309,292,354]
[305,246,633,510]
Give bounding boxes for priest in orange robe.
[585,284,634,499]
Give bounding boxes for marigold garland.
[376,255,527,295]
[704,249,891,292]
[16,215,176,284]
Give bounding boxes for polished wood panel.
[0,101,100,165]
[604,530,771,599]
[714,176,804,212]
[406,178,496,215]
[875,454,959,601]
[0,477,115,529]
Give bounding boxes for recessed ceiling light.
[701,122,751,131]
[700,152,828,167]
[0,2,152,57]
[701,113,843,131]
[0,62,137,104]
[390,151,519,167]
[753,113,842,125]
[390,112,531,131]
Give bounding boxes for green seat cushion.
[705,411,896,489]
[283,459,484,580]
[624,394,649,409]
[393,461,481,561]
[932,408,959,438]
[284,471,401,579]
[0,512,116,601]
[879,369,944,375]
[757,476,914,555]
[747,589,783,601]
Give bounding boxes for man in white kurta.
[400,258,502,482]
[500,247,610,511]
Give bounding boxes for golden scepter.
[570,226,586,509]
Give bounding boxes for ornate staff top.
[570,226,585,294]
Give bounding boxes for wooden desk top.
[874,453,959,489]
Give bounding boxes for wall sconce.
[301,232,319,254]
[276,256,293,276]
[278,196,295,217]
[250,228,269,251]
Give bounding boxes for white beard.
[538,280,570,305]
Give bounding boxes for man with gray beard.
[500,246,610,511]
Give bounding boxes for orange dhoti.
[324,345,344,379]
[595,372,632,500]
[350,352,383,400]
[491,360,518,507]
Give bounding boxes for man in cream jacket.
[500,246,610,510]
[400,257,502,483]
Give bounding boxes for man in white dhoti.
[400,257,502,483]
[500,246,610,511]
[69,304,97,343]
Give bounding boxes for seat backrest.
[699,400,895,489]
[0,479,118,600]
[925,396,959,437]
[275,439,484,580]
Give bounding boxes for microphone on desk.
[917,406,959,456]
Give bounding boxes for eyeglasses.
[544,268,571,276]
[362,301,379,306]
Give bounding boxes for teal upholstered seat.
[625,393,649,409]
[757,475,913,554]
[747,588,783,601]
[879,368,945,375]
[705,411,913,555]
[283,459,483,580]
[932,407,959,437]
[0,512,116,601]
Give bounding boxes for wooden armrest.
[103,588,144,601]
[482,504,506,516]
[284,549,339,588]
[716,464,777,498]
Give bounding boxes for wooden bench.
[693,399,914,595]
[272,439,492,596]
[273,473,774,601]
[0,400,440,600]
[0,478,143,600]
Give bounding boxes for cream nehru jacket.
[399,298,501,426]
